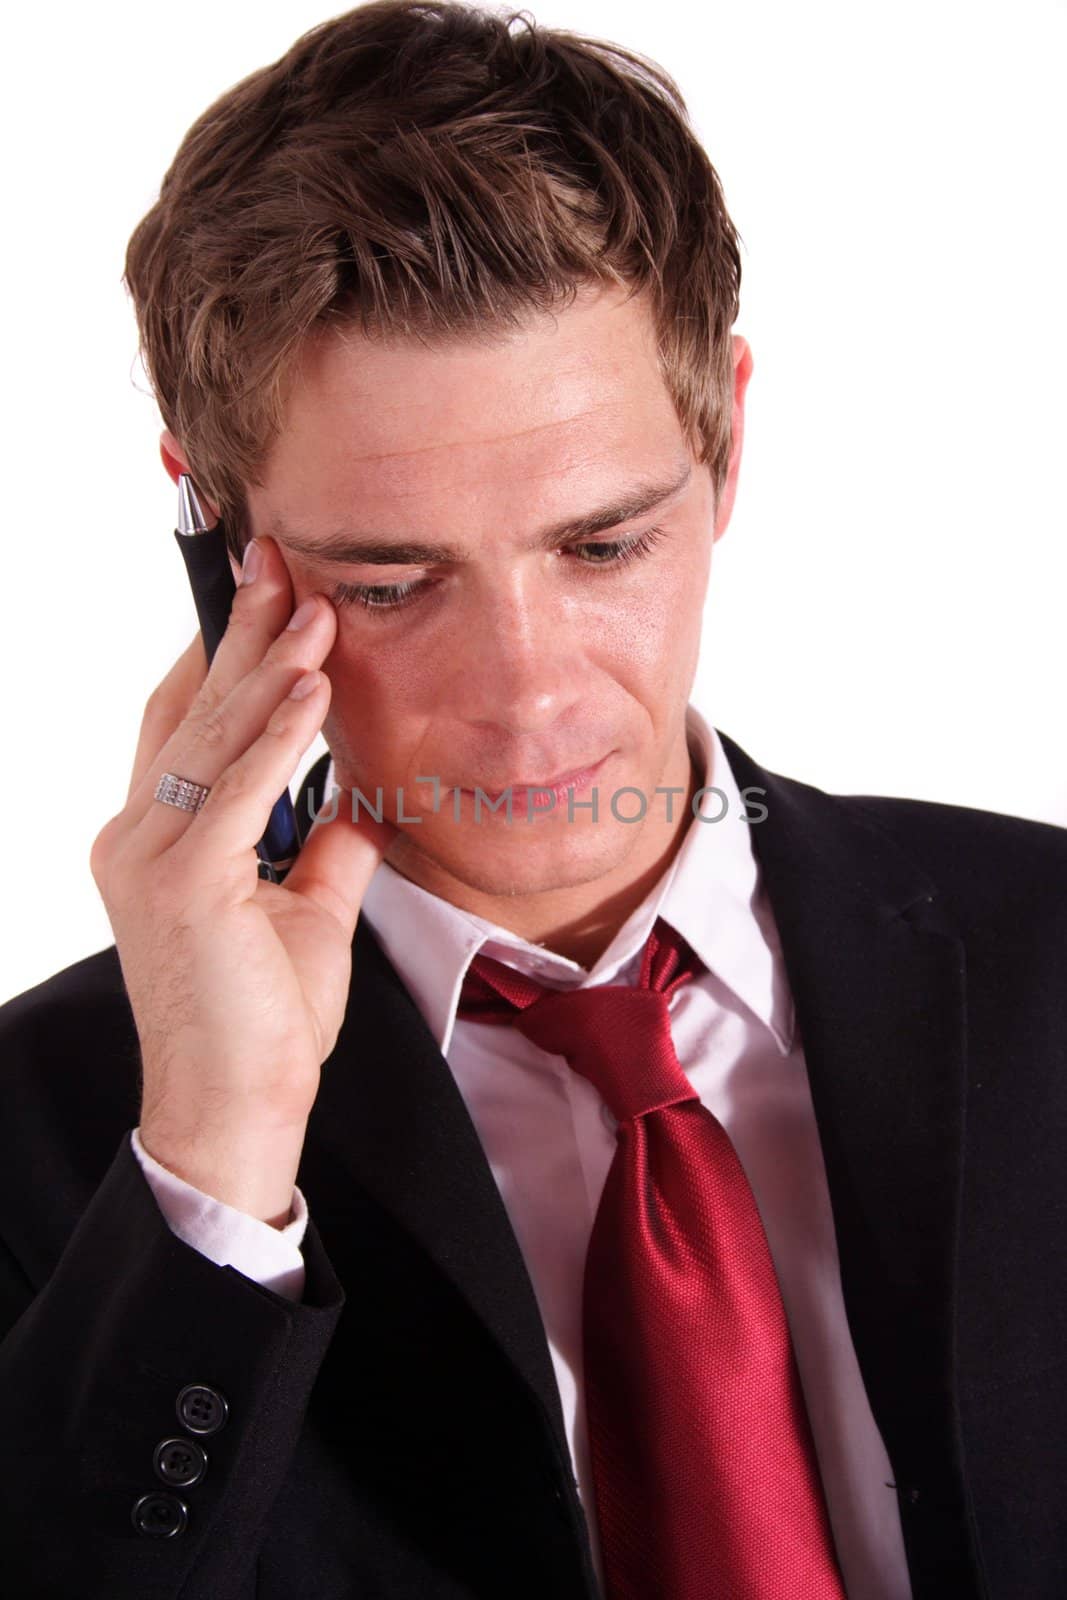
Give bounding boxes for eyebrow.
[270,460,693,567]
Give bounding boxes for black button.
[176,1383,228,1436]
[154,1436,208,1488]
[131,1492,188,1538]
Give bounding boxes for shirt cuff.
[130,1126,307,1302]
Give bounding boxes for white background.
[2,0,1064,1002]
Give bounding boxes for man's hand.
[90,535,395,1226]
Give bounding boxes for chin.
[389,811,641,898]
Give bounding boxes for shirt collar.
[330,706,795,1058]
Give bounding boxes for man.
[0,2,1064,1597]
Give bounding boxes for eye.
[328,523,670,616]
[569,524,668,567]
[329,577,426,613]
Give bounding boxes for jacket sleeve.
[0,1129,345,1600]
[131,1126,308,1302]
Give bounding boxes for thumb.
[281,789,398,941]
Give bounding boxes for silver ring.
[154,772,211,813]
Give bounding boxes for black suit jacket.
[1,730,1065,1599]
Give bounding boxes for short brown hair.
[123,0,742,559]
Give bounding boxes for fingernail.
[286,597,319,630]
[289,669,321,700]
[240,539,262,585]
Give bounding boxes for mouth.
[458,753,610,806]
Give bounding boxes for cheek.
[579,541,707,688]
[319,630,438,772]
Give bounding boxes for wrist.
[137,1118,307,1228]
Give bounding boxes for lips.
[460,755,608,802]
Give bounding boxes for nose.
[444,565,586,738]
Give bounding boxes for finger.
[126,594,336,858]
[125,533,293,808]
[165,664,335,884]
[187,534,296,719]
[127,633,208,802]
[282,791,399,942]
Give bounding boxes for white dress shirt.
[133,705,912,1599]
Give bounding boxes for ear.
[712,336,754,542]
[159,429,221,522]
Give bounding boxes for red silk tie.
[458,917,846,1599]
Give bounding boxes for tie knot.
[457,918,702,1123]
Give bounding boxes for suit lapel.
[718,730,982,1593]
[292,735,983,1594]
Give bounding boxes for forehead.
[256,284,690,531]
